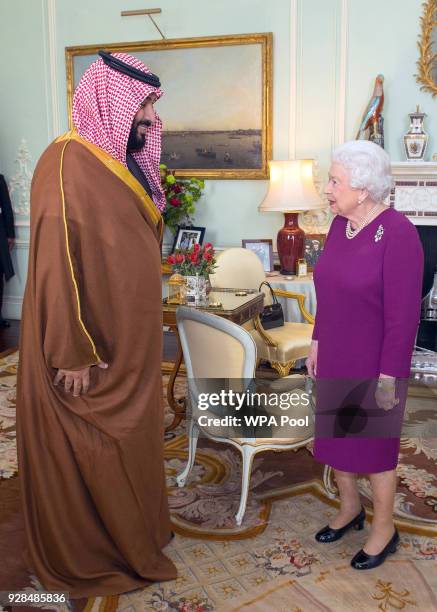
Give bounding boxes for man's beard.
[127,121,148,152]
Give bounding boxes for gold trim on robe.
[59,139,102,364]
[56,130,163,238]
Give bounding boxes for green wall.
[0,0,434,318]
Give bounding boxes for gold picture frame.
[304,233,326,272]
[416,0,437,97]
[65,33,273,180]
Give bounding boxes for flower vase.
[184,274,208,306]
[403,106,428,161]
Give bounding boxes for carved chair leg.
[270,360,297,378]
[236,444,256,526]
[176,419,200,488]
[323,464,338,499]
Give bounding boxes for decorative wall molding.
[335,0,348,146]
[3,295,24,320]
[8,140,33,217]
[14,239,30,249]
[289,0,298,159]
[299,209,332,234]
[4,296,24,307]
[299,160,332,233]
[391,161,437,177]
[46,0,61,137]
[295,0,304,160]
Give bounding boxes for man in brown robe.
[16,51,176,598]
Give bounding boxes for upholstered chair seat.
[210,248,314,377]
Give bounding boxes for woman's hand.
[306,340,318,380]
[375,375,399,411]
[54,361,108,397]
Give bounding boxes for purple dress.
[312,208,423,473]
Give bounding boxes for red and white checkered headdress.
[72,52,165,211]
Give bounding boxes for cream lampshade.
[259,160,325,274]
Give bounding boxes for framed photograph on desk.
[172,226,205,252]
[242,239,274,272]
[304,233,326,271]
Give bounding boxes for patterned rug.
[219,558,437,611]
[1,350,437,611]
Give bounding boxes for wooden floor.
[0,320,179,362]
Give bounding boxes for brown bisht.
[16,130,177,598]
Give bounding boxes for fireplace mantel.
[390,161,437,226]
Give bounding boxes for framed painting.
[65,33,273,179]
[304,234,326,272]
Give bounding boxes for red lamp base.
[277,212,305,275]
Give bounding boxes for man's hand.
[306,340,318,380]
[375,375,399,411]
[54,361,108,397]
[7,238,15,251]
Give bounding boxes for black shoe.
[315,507,365,543]
[350,528,399,570]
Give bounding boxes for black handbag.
[258,281,285,330]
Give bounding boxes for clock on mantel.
[390,161,437,226]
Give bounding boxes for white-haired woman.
[306,140,423,570]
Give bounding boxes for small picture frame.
[296,258,308,277]
[172,226,206,252]
[242,239,274,272]
[304,233,326,271]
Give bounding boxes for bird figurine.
[356,74,385,148]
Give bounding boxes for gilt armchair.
[210,248,315,377]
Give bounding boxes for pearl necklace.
[345,204,380,239]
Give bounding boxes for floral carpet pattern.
[0,350,19,479]
[1,351,437,611]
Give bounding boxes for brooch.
[374,224,384,242]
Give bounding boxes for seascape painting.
[66,34,272,179]
[161,129,262,170]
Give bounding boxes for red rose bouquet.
[166,243,217,278]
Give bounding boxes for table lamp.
[259,159,325,275]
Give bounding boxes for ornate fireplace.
[390,161,437,225]
[391,162,437,380]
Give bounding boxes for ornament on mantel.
[356,74,385,148]
[403,106,429,161]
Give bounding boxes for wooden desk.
[163,289,264,431]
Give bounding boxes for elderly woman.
[306,140,423,570]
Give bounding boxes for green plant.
[160,164,205,234]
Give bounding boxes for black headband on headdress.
[98,50,161,88]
